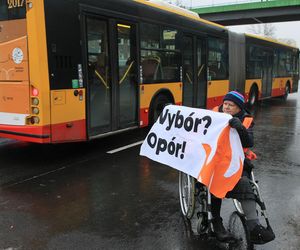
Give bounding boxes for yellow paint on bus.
[50,89,86,124]
[246,33,298,49]
[245,79,262,94]
[140,82,182,109]
[26,0,51,126]
[272,77,292,89]
[134,0,226,30]
[207,80,229,98]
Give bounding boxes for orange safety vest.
[212,106,257,160]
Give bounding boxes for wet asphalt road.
[0,92,300,250]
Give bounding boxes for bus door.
[261,49,273,97]
[196,37,207,108]
[182,35,207,108]
[182,35,194,107]
[84,17,138,137]
[116,23,138,129]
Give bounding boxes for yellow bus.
[0,0,299,143]
[244,34,299,106]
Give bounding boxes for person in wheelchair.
[211,90,275,244]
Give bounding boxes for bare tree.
[247,23,276,38]
[277,38,297,47]
[168,0,186,8]
[175,0,183,6]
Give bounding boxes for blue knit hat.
[223,91,245,110]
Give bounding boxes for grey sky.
[165,0,300,47]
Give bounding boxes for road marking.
[106,140,144,154]
[2,157,92,189]
[3,166,67,188]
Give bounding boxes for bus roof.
[246,33,299,50]
[133,0,226,30]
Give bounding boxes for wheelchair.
[179,169,274,250]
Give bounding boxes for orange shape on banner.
[198,126,243,198]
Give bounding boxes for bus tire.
[248,86,258,108]
[149,94,172,125]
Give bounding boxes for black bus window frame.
[140,48,181,83]
[140,22,181,84]
[246,45,263,80]
[140,22,160,49]
[207,37,228,81]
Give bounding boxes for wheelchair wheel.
[179,172,195,219]
[228,212,253,250]
[196,184,209,234]
[233,199,244,216]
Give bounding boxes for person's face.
[222,100,241,115]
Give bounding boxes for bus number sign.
[7,0,25,9]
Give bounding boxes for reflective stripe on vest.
[242,117,257,160]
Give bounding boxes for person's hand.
[229,117,243,130]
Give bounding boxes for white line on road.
[2,157,92,189]
[3,166,67,189]
[106,140,144,154]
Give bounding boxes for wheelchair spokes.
[228,212,253,250]
[179,171,196,219]
[233,199,244,216]
[178,170,273,249]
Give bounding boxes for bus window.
[208,38,228,80]
[141,52,162,82]
[86,18,111,132]
[196,38,207,108]
[292,51,299,75]
[140,23,160,49]
[182,36,193,107]
[273,50,279,77]
[117,23,137,127]
[162,29,177,50]
[278,50,288,77]
[247,45,263,79]
[140,23,180,83]
[285,51,292,76]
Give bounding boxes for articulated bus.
[230,32,299,107]
[0,0,299,143]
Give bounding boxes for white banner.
[140,105,245,198]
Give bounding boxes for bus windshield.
[0,0,26,21]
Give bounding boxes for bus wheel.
[248,86,258,108]
[281,83,290,101]
[149,94,172,125]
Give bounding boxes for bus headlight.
[32,98,39,105]
[31,116,40,124]
[32,107,39,115]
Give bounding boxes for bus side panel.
[0,125,50,143]
[0,81,29,115]
[292,77,299,93]
[139,82,182,127]
[272,77,292,97]
[292,51,299,93]
[206,80,229,109]
[244,79,262,101]
[50,89,86,142]
[27,0,51,140]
